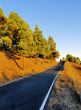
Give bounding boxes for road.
[0,62,64,110]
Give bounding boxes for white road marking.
[39,65,64,110]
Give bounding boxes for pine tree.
[33,25,50,58]
[48,36,56,52]
[0,8,60,60]
[0,8,7,38]
[9,12,36,56]
[48,36,59,59]
[0,8,7,25]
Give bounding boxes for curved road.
[0,62,64,110]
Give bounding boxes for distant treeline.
[0,8,59,59]
[61,54,81,64]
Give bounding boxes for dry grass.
[47,61,81,110]
[0,51,57,83]
[61,61,81,93]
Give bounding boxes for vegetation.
[0,8,59,59]
[61,62,81,93]
[61,54,81,64]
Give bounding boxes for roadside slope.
[47,62,81,110]
[0,51,57,84]
[62,62,81,93]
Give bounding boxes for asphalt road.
[0,62,64,110]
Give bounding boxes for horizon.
[0,0,81,59]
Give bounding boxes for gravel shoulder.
[47,72,81,110]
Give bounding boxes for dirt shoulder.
[47,62,81,110]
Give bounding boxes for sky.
[0,0,81,59]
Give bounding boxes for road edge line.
[39,65,64,110]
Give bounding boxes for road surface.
[0,62,64,110]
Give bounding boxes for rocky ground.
[47,72,81,110]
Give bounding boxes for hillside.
[0,51,57,84]
[62,62,81,94]
[47,62,81,110]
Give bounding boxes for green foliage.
[8,12,36,57]
[0,8,7,25]
[0,36,12,50]
[0,8,7,39]
[74,57,80,64]
[52,51,60,59]
[48,36,56,52]
[66,54,73,62]
[33,25,50,58]
[48,36,59,59]
[66,54,81,64]
[0,8,59,60]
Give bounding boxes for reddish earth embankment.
[0,51,57,84]
[47,62,81,110]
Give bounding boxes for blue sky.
[0,0,81,59]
